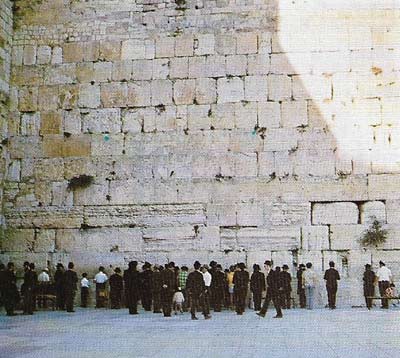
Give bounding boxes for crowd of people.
[0,259,396,318]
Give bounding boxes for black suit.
[3,269,19,315]
[363,269,375,309]
[124,268,141,314]
[324,268,340,308]
[250,271,266,311]
[140,270,153,311]
[211,270,225,312]
[280,271,292,309]
[109,274,123,309]
[260,270,283,317]
[54,268,65,310]
[160,269,176,317]
[22,270,37,314]
[233,270,249,314]
[64,269,78,312]
[186,270,206,318]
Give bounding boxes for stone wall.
[0,0,13,234]
[1,0,400,306]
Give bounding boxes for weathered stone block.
[132,59,153,80]
[368,174,400,200]
[330,224,367,250]
[37,46,52,65]
[217,77,244,103]
[52,181,73,207]
[204,55,226,78]
[169,57,189,79]
[155,37,175,58]
[152,58,169,79]
[151,80,173,106]
[35,229,56,252]
[281,100,308,128]
[175,35,193,57]
[360,201,386,224]
[90,134,124,156]
[187,104,211,130]
[215,34,236,55]
[63,109,81,135]
[225,55,247,76]
[188,56,206,78]
[247,54,270,75]
[100,82,127,107]
[122,107,151,133]
[111,61,132,81]
[99,41,121,61]
[244,76,268,101]
[40,111,62,135]
[206,203,236,226]
[82,108,121,134]
[173,79,195,105]
[127,82,151,107]
[121,39,146,60]
[234,102,257,129]
[73,182,109,205]
[38,86,59,111]
[264,128,299,152]
[59,84,79,109]
[258,101,280,129]
[51,47,63,65]
[18,86,38,112]
[23,45,36,66]
[301,225,329,250]
[195,34,215,56]
[63,42,99,63]
[236,32,258,54]
[45,64,76,85]
[1,229,35,252]
[20,112,40,136]
[236,202,264,226]
[79,83,100,108]
[194,78,216,104]
[312,202,359,225]
[268,75,291,101]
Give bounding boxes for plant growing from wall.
[359,219,388,248]
[67,175,94,191]
[12,0,43,30]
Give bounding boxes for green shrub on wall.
[359,219,388,248]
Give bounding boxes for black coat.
[161,269,177,293]
[211,271,226,291]
[267,270,282,293]
[363,270,376,296]
[124,268,141,298]
[186,270,205,296]
[324,268,340,288]
[233,270,249,290]
[151,271,162,293]
[280,271,292,292]
[250,271,266,292]
[109,274,123,292]
[140,270,153,293]
[64,270,78,292]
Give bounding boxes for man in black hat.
[140,262,153,311]
[124,261,141,314]
[296,264,306,308]
[22,263,37,315]
[324,261,340,309]
[281,264,292,309]
[152,265,162,313]
[186,261,211,320]
[160,262,177,317]
[250,264,265,311]
[54,263,65,310]
[233,262,249,315]
[109,267,123,309]
[257,262,283,318]
[3,262,19,316]
[64,262,78,313]
[211,264,226,312]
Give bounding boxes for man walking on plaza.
[376,261,392,309]
[257,262,283,318]
[324,261,340,309]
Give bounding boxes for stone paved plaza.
[0,306,399,358]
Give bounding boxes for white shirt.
[377,266,392,281]
[173,291,185,304]
[38,271,50,282]
[81,278,90,288]
[303,269,317,287]
[94,272,108,284]
[203,271,212,287]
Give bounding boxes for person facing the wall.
[302,262,317,310]
[376,261,392,309]
[324,261,340,309]
[64,262,78,313]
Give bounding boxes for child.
[80,273,90,308]
[173,287,185,315]
[385,283,398,307]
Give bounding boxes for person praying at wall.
[109,267,123,309]
[94,266,108,308]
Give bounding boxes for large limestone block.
[206,203,236,226]
[196,226,220,251]
[247,54,270,75]
[188,56,206,78]
[234,152,257,178]
[215,34,236,55]
[33,158,64,181]
[267,201,311,227]
[73,182,109,206]
[169,57,189,79]
[264,128,299,152]
[52,181,73,207]
[121,39,146,60]
[312,202,359,225]
[301,225,329,250]
[292,149,336,177]
[281,100,308,128]
[127,82,151,107]
[18,86,38,112]
[268,75,291,101]
[9,137,42,159]
[151,80,173,106]
[330,224,367,250]
[246,251,272,267]
[187,104,211,130]
[225,55,247,76]
[37,46,52,65]
[236,32,258,54]
[234,102,257,130]
[297,250,323,272]
[152,58,169,79]
[111,61,132,81]
[258,151,275,177]
[99,41,121,61]
[386,200,400,224]
[82,108,121,134]
[100,82,127,107]
[59,84,79,109]
[63,109,81,135]
[35,229,56,252]
[271,251,294,268]
[368,174,400,200]
[292,74,331,100]
[90,134,124,156]
[195,78,216,104]
[23,45,36,65]
[236,202,264,226]
[173,79,195,105]
[1,229,35,252]
[244,76,268,101]
[175,35,194,57]
[84,204,206,228]
[38,86,59,111]
[210,103,235,130]
[45,64,76,85]
[63,42,99,63]
[258,102,280,128]
[205,55,226,78]
[195,34,215,56]
[217,77,244,103]
[155,37,175,58]
[143,226,197,251]
[360,201,386,224]
[5,207,84,229]
[78,83,100,108]
[20,112,40,136]
[132,59,153,80]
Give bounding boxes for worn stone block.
[132,59,153,80]
[187,104,211,130]
[59,84,79,109]
[38,86,59,111]
[121,39,146,60]
[99,41,121,61]
[206,203,236,226]
[244,76,268,102]
[79,83,100,108]
[301,225,329,250]
[40,111,62,135]
[281,100,308,128]
[1,228,35,252]
[236,202,264,226]
[204,55,226,78]
[45,64,76,85]
[100,82,127,107]
[225,55,247,76]
[292,74,331,100]
[169,57,189,79]
[236,32,258,54]
[151,80,173,106]
[195,34,215,56]
[247,54,270,75]
[195,78,216,104]
[20,112,40,136]
[258,101,280,129]
[173,79,195,105]
[217,77,244,103]
[155,37,175,58]
[111,61,132,81]
[312,202,359,225]
[52,181,73,207]
[152,58,169,79]
[360,201,386,224]
[73,182,109,205]
[126,82,151,107]
[368,174,400,200]
[18,86,38,112]
[268,75,291,101]
[51,47,63,64]
[90,134,124,156]
[330,224,367,250]
[188,56,206,78]
[63,109,81,135]
[82,108,121,134]
[63,42,99,63]
[23,45,36,66]
[175,35,193,57]
[215,34,236,55]
[35,229,56,252]
[37,46,52,65]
